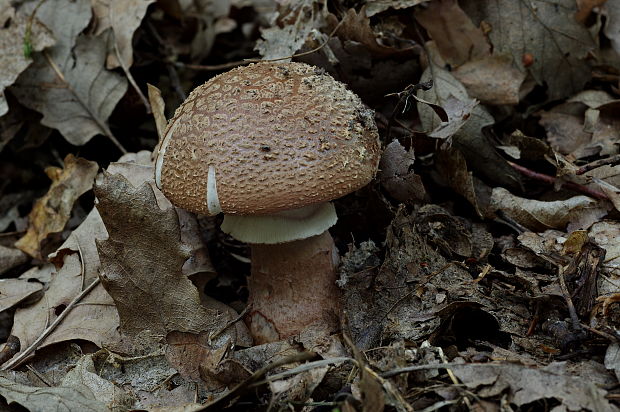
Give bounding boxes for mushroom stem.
[246,231,342,344]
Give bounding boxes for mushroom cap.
[155,62,380,216]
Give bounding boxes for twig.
[247,357,354,387]
[175,19,345,72]
[2,277,101,370]
[194,351,317,411]
[576,154,620,175]
[507,161,608,200]
[42,51,127,154]
[208,304,251,344]
[113,37,151,114]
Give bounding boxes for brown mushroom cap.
[155,62,380,216]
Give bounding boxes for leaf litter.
[0,0,620,410]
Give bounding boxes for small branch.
[2,278,101,370]
[507,161,608,200]
[113,38,151,114]
[576,154,620,175]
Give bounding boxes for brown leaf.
[417,57,521,188]
[0,245,28,276]
[365,0,428,17]
[415,0,490,66]
[435,147,483,218]
[92,0,155,69]
[453,55,526,105]
[10,253,120,364]
[490,187,609,231]
[0,375,108,412]
[452,362,615,410]
[379,140,426,204]
[11,0,127,147]
[462,0,595,101]
[0,279,42,313]
[0,12,55,116]
[95,173,226,339]
[15,154,99,259]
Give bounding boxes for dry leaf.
[462,0,595,101]
[415,0,490,67]
[15,154,98,259]
[10,253,121,363]
[417,58,521,188]
[0,375,108,412]
[452,362,616,411]
[435,147,482,218]
[95,173,226,339]
[255,0,327,60]
[453,55,526,105]
[603,0,620,54]
[379,140,426,204]
[92,0,155,69]
[365,0,428,17]
[61,354,135,410]
[11,0,127,146]
[0,279,42,313]
[0,13,55,116]
[0,245,28,276]
[490,187,609,231]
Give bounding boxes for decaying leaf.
[417,58,521,188]
[452,362,616,411]
[10,253,120,363]
[95,173,226,339]
[453,55,526,105]
[92,0,155,69]
[11,0,127,147]
[435,147,483,218]
[0,279,42,313]
[0,375,108,412]
[379,140,426,204]
[61,354,135,410]
[462,0,595,101]
[0,13,55,117]
[255,0,327,60]
[15,154,98,259]
[415,0,490,67]
[365,0,428,17]
[0,245,28,276]
[491,187,609,232]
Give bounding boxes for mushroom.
[155,62,380,344]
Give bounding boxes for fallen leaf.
[603,0,620,54]
[0,375,108,412]
[379,140,426,204]
[92,0,155,69]
[417,56,521,188]
[490,187,609,231]
[15,154,99,259]
[94,173,226,339]
[365,0,428,17]
[435,147,482,218]
[0,245,28,276]
[452,361,616,411]
[461,0,595,101]
[427,95,479,140]
[10,253,120,363]
[0,279,42,313]
[11,0,127,147]
[0,13,55,117]
[453,55,526,105]
[415,0,490,67]
[255,0,327,60]
[61,354,135,410]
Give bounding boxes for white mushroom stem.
[247,231,342,344]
